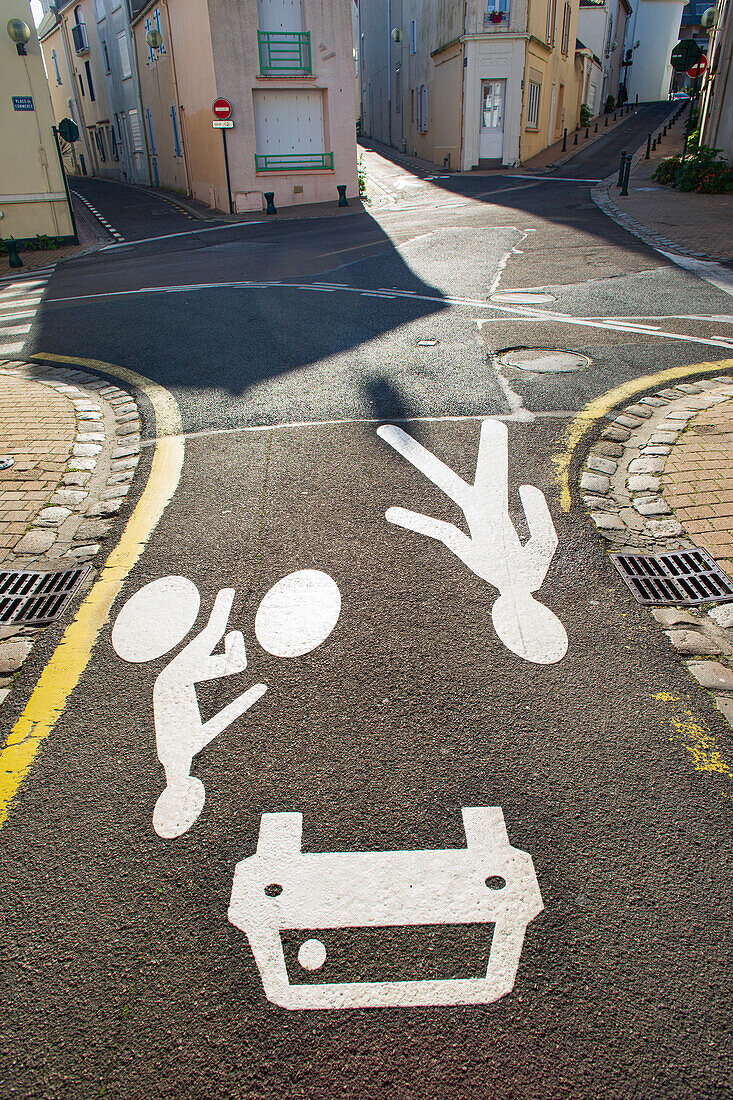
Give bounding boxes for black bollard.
[264,191,277,215]
[337,184,348,206]
[594,121,598,133]
[645,133,652,159]
[620,153,631,196]
[562,127,567,151]
[574,130,578,145]
[4,240,23,268]
[614,111,617,121]
[663,125,667,136]
[605,114,608,127]
[585,127,589,138]
[652,137,657,150]
[617,150,627,186]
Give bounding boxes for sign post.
[52,119,79,244]
[212,99,234,215]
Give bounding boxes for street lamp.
[7,17,31,55]
[146,26,163,49]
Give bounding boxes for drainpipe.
[357,3,364,132]
[57,8,94,175]
[387,0,392,145]
[161,0,192,196]
[458,0,467,170]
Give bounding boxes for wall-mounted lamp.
[391,27,403,43]
[7,17,31,55]
[146,26,163,49]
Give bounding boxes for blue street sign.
[12,96,34,111]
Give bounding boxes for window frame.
[526,79,541,129]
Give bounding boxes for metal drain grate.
[610,549,733,606]
[0,567,91,626]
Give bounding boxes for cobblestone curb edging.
[0,358,143,691]
[579,374,733,724]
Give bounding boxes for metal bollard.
[4,240,23,268]
[663,125,667,136]
[605,114,609,127]
[645,133,652,159]
[594,121,598,133]
[617,150,627,186]
[585,127,589,139]
[562,128,567,151]
[574,130,578,145]
[337,184,348,207]
[620,154,631,196]
[614,111,617,121]
[652,137,657,151]
[264,191,277,215]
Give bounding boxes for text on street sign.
[213,119,234,129]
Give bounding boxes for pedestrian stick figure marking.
[378,420,568,665]
[112,571,341,839]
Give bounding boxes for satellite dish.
[391,27,403,42]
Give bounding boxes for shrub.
[580,104,592,127]
[653,144,733,193]
[604,95,615,113]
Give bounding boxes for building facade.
[1,0,75,243]
[699,0,732,160]
[37,0,150,182]
[623,0,687,100]
[358,0,584,169]
[577,0,631,111]
[131,0,358,212]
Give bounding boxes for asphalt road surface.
[1,103,732,1100]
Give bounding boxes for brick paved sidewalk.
[662,398,733,577]
[594,112,733,261]
[0,374,77,563]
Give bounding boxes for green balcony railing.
[258,31,312,75]
[255,152,334,172]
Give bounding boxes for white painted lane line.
[0,310,37,322]
[0,342,25,355]
[0,325,32,336]
[0,297,43,310]
[656,251,733,298]
[0,282,47,297]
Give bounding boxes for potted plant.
[489,9,503,22]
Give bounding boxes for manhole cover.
[0,566,91,626]
[0,457,14,470]
[490,292,557,305]
[610,550,733,606]
[497,348,590,373]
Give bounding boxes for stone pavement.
[663,398,733,577]
[0,359,143,696]
[592,110,733,261]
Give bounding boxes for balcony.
[255,152,333,172]
[71,22,89,54]
[483,9,511,29]
[257,31,312,76]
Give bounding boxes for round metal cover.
[0,457,14,470]
[497,348,590,372]
[490,292,556,305]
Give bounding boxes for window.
[102,39,110,72]
[560,1,571,54]
[78,71,85,97]
[117,29,132,78]
[108,125,118,159]
[546,0,557,44]
[526,79,541,128]
[253,89,325,154]
[84,59,95,101]
[416,83,428,132]
[94,128,106,162]
[144,17,154,61]
[410,88,414,123]
[409,19,416,54]
[154,7,166,52]
[93,0,105,20]
[170,104,182,156]
[51,48,62,84]
[145,107,156,155]
[128,107,144,152]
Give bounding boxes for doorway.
[479,80,505,161]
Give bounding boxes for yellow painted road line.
[0,355,184,827]
[552,358,733,512]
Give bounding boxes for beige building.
[1,0,75,244]
[700,0,733,161]
[358,0,583,169]
[132,0,358,213]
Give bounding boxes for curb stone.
[579,375,733,726]
[0,358,144,699]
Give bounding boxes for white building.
[623,0,687,100]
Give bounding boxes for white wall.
[462,36,525,167]
[625,0,686,101]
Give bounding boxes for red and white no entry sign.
[687,53,707,78]
[212,98,232,120]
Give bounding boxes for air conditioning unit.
[71,22,89,54]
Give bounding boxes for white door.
[257,0,304,32]
[479,80,505,160]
